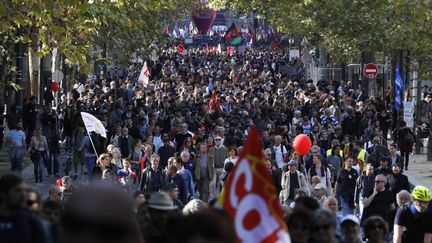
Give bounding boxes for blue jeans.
[85,156,96,178]
[65,135,73,148]
[341,197,354,216]
[9,146,24,174]
[32,155,45,180]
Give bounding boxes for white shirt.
[352,163,360,176]
[224,157,238,166]
[153,135,163,152]
[273,144,287,169]
[73,83,85,94]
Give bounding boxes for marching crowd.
[1,44,432,243]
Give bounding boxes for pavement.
[0,144,87,198]
[403,153,432,189]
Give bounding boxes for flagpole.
[86,131,99,158]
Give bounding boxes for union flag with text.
[218,126,290,243]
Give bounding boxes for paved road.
[0,145,87,198]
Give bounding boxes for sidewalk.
[0,145,86,198]
[402,154,432,189]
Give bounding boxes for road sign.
[52,70,64,83]
[364,63,378,79]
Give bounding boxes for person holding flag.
[207,91,223,114]
[224,23,242,46]
[218,126,290,242]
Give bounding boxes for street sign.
[364,63,378,79]
[52,70,64,82]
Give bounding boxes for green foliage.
[210,0,432,78]
[0,0,195,73]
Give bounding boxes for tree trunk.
[28,28,39,98]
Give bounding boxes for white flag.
[138,61,150,87]
[217,43,222,54]
[80,112,107,138]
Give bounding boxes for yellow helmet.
[412,186,432,202]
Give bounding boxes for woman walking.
[28,128,49,183]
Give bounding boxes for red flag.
[271,32,283,50]
[218,126,290,242]
[227,46,233,56]
[212,47,217,55]
[207,91,216,114]
[207,91,223,114]
[178,43,185,55]
[165,25,171,35]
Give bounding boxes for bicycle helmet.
[412,185,432,202]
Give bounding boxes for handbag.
[30,138,43,161]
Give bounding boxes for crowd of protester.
[1,43,432,243]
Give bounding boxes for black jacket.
[388,173,410,196]
[139,168,166,195]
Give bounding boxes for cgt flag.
[81,112,107,138]
[218,126,290,243]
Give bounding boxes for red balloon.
[293,134,312,156]
[51,81,60,92]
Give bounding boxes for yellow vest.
[358,149,366,173]
[357,149,366,162]
[326,149,343,157]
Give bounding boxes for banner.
[218,126,290,243]
[81,112,107,138]
[403,101,414,128]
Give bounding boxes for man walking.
[195,143,214,202]
[211,136,228,194]
[5,121,26,174]
[361,174,394,225]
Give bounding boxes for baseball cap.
[287,160,297,167]
[341,215,360,225]
[314,183,325,190]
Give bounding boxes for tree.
[209,0,432,78]
[0,0,196,98]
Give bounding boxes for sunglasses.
[215,139,221,141]
[415,200,429,206]
[367,224,385,230]
[374,180,385,184]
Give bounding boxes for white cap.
[314,183,325,190]
[341,214,360,225]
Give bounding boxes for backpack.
[404,129,415,145]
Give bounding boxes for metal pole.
[86,131,99,158]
